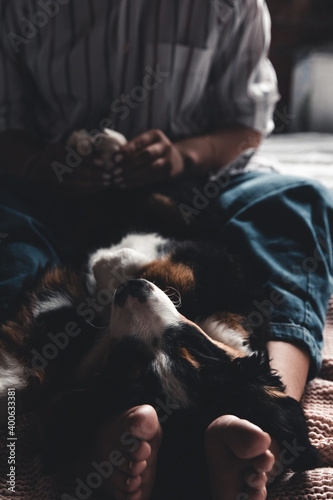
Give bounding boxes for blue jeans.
[1,171,333,379]
[215,171,333,379]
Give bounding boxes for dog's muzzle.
[110,278,181,342]
[114,279,153,306]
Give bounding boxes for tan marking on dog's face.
[179,347,201,370]
[181,317,247,359]
[139,259,195,297]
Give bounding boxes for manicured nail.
[114,153,124,163]
[94,158,105,167]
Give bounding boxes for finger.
[114,129,164,162]
[114,164,167,189]
[113,164,150,188]
[115,141,168,175]
[114,154,171,187]
[67,166,112,184]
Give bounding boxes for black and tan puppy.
[0,230,320,500]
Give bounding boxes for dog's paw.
[67,128,127,168]
[87,247,150,295]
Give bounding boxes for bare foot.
[72,405,162,500]
[204,415,276,500]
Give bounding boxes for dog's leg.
[87,233,168,294]
[198,313,253,356]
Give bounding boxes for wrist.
[173,139,205,177]
[174,126,262,177]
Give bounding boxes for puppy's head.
[81,278,237,412]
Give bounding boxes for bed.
[0,132,332,499]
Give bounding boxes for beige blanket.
[269,295,333,499]
[1,297,333,499]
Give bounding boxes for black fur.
[0,233,320,500]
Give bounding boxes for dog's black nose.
[114,279,152,306]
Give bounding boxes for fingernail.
[94,158,105,167]
[128,460,133,470]
[102,173,112,181]
[125,477,131,486]
[114,168,123,176]
[114,153,124,163]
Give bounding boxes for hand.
[111,129,185,189]
[26,141,112,198]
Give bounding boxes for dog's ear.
[231,354,320,472]
[265,393,321,472]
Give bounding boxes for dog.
[0,229,320,499]
[0,130,320,499]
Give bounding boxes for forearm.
[174,125,262,177]
[267,341,310,401]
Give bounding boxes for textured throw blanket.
[0,295,332,499]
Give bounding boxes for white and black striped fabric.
[0,0,279,143]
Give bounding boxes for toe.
[206,415,271,460]
[244,469,267,490]
[117,457,148,476]
[126,405,161,442]
[252,450,275,474]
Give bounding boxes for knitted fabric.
[269,295,333,499]
[1,298,333,499]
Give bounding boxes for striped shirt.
[0,0,279,144]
